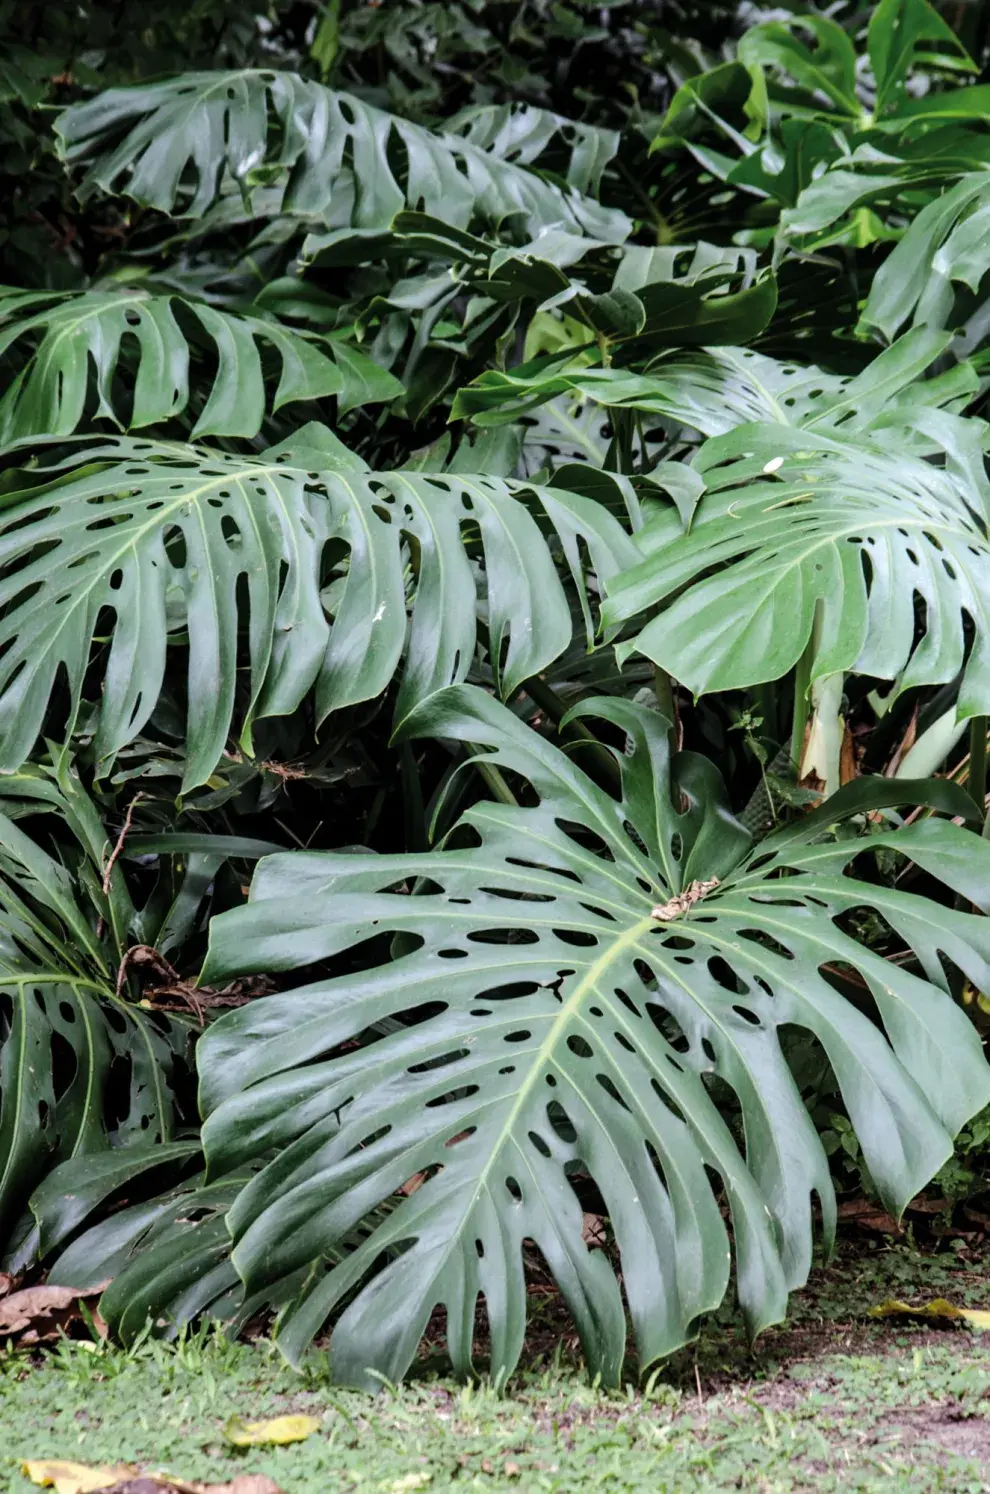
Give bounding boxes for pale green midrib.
[417,916,655,1253]
[278,917,658,1295]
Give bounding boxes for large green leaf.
[199,687,990,1388]
[604,415,990,707]
[858,173,990,341]
[0,768,193,1257]
[0,286,401,443]
[54,72,629,242]
[441,103,620,198]
[0,434,638,788]
[868,0,975,116]
[453,327,973,442]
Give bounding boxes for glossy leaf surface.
[199,688,990,1387]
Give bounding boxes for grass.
[2,1236,990,1493]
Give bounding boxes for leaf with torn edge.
[223,1414,321,1447]
[869,1298,990,1329]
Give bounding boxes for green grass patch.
[3,1240,990,1493]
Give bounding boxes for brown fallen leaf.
[581,1213,606,1249]
[836,1200,902,1234]
[869,1297,990,1329]
[0,1282,109,1345]
[200,1481,284,1494]
[0,1271,15,1298]
[104,1481,283,1494]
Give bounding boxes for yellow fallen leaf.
[223,1413,321,1447]
[22,1462,286,1494]
[21,1461,136,1494]
[869,1297,990,1329]
[386,1477,431,1493]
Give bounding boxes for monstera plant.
[1,0,990,1390]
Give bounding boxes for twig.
[102,793,143,896]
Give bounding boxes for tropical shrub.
[2,0,990,1390]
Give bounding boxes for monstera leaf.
[858,173,990,341]
[0,433,638,788]
[54,73,629,242]
[0,287,401,443]
[442,102,620,198]
[0,767,193,1258]
[604,416,990,705]
[198,687,990,1388]
[454,327,973,442]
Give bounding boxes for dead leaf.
[23,1466,285,1494]
[839,724,859,786]
[0,1271,14,1298]
[107,1482,283,1494]
[836,1200,902,1234]
[581,1214,606,1249]
[0,1283,109,1344]
[201,1481,284,1494]
[223,1414,320,1447]
[22,1461,136,1493]
[869,1298,990,1329]
[651,877,719,922]
[98,1482,163,1494]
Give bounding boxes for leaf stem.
[791,644,813,773]
[471,751,518,806]
[523,675,622,791]
[970,716,988,826]
[653,665,676,731]
[754,681,777,745]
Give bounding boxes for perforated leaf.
[605,415,990,710]
[0,773,191,1257]
[0,287,400,443]
[0,437,637,787]
[199,687,990,1388]
[54,72,629,242]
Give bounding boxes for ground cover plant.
[1,0,990,1402]
[4,1239,990,1492]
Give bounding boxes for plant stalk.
[970,716,989,827]
[472,752,518,806]
[653,665,676,729]
[522,675,622,791]
[790,643,813,773]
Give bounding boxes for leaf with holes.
[454,328,970,442]
[0,286,402,444]
[0,435,638,787]
[604,415,990,710]
[0,771,193,1261]
[198,686,990,1388]
[53,72,628,242]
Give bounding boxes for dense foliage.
[2,0,990,1390]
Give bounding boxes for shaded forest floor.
[3,1233,990,1493]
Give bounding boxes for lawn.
[3,1237,990,1494]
